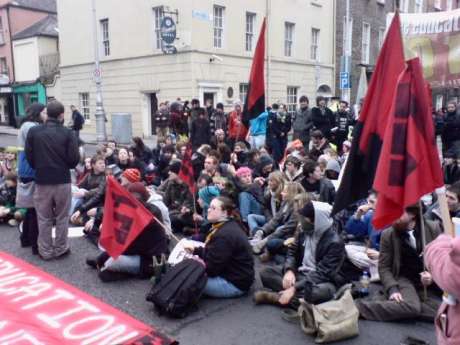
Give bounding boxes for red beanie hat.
[122,168,141,183]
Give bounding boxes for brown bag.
[298,286,359,343]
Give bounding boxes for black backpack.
[146,259,207,318]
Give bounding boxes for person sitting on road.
[254,201,347,308]
[355,206,442,322]
[184,196,254,298]
[86,182,168,282]
[301,159,336,204]
[251,182,307,263]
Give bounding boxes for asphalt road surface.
[0,223,437,345]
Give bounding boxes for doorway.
[203,92,215,108]
[149,93,158,135]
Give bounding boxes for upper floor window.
[153,6,164,50]
[311,28,320,61]
[415,0,424,13]
[362,22,371,64]
[287,87,298,116]
[213,5,225,48]
[239,83,248,104]
[0,18,5,45]
[0,57,7,74]
[399,0,409,12]
[378,27,386,49]
[434,0,442,10]
[284,22,295,57]
[100,19,110,56]
[245,12,256,52]
[447,0,454,10]
[79,92,90,121]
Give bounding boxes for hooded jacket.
[284,201,346,289]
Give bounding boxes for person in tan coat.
[356,205,442,322]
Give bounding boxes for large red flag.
[372,58,444,229]
[242,17,266,126]
[100,176,154,259]
[178,143,196,194]
[332,12,405,215]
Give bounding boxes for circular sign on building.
[160,16,177,45]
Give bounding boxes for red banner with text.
[0,252,176,345]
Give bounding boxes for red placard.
[0,251,176,345]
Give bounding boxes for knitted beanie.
[122,168,141,183]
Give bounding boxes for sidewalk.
[0,125,156,147]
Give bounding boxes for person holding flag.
[88,180,168,282]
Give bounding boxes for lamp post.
[341,0,351,104]
[91,0,107,142]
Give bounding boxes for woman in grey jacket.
[16,103,47,254]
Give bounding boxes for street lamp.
[91,0,107,142]
[341,0,351,104]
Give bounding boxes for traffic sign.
[340,72,350,89]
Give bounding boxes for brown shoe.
[253,290,280,305]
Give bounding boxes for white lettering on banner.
[22,289,74,310]
[63,315,115,339]
[0,329,44,345]
[37,300,99,329]
[8,283,52,302]
[0,258,145,344]
[81,326,139,345]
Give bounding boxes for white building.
[57,0,335,138]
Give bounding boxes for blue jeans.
[204,276,245,298]
[248,214,266,235]
[239,192,262,223]
[102,255,141,275]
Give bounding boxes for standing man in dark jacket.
[292,95,313,150]
[190,109,211,150]
[332,100,354,153]
[254,201,346,308]
[442,101,460,155]
[209,102,227,136]
[266,104,292,163]
[311,96,335,141]
[70,105,84,139]
[26,101,80,260]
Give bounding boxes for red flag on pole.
[178,143,196,194]
[372,58,444,229]
[242,17,266,126]
[100,176,154,259]
[332,12,405,215]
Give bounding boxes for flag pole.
[435,187,455,236]
[418,200,428,301]
[152,216,180,243]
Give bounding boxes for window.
[100,19,110,56]
[153,6,164,50]
[0,57,7,75]
[311,28,320,61]
[287,87,298,116]
[284,22,294,57]
[213,5,224,48]
[435,94,443,110]
[378,27,385,49]
[239,83,248,104]
[399,0,409,12]
[245,12,256,52]
[447,0,453,10]
[342,17,353,55]
[415,0,424,12]
[434,0,442,10]
[79,93,90,121]
[361,22,370,64]
[0,18,5,45]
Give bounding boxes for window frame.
[213,5,225,49]
[361,22,371,64]
[239,83,249,104]
[153,6,164,50]
[100,19,110,57]
[0,17,5,45]
[245,12,256,52]
[311,28,320,61]
[79,92,90,122]
[286,86,298,116]
[284,22,295,57]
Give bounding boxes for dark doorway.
[203,92,215,108]
[150,93,158,135]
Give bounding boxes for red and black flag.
[242,17,266,126]
[100,176,154,259]
[332,12,405,215]
[372,58,444,229]
[178,143,196,194]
